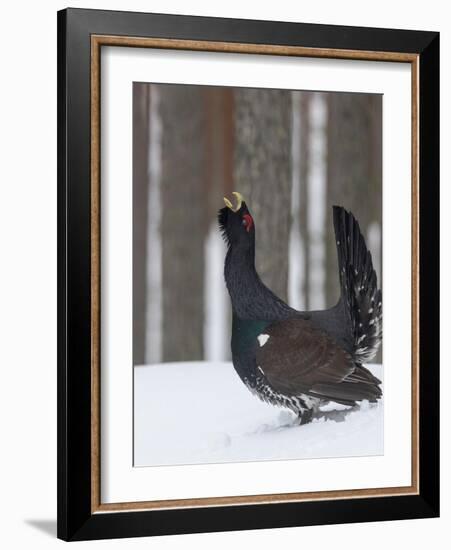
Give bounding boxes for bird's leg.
[298,408,313,425]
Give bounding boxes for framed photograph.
[57,8,439,541]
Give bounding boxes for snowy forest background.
[133,83,382,367]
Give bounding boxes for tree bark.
[201,87,234,361]
[132,83,150,366]
[325,92,382,308]
[325,93,382,363]
[159,85,206,362]
[234,88,292,302]
[299,92,311,310]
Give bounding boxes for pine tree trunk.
[234,88,292,302]
[132,83,150,366]
[325,93,382,362]
[325,93,382,308]
[299,92,311,310]
[159,85,206,362]
[204,87,234,361]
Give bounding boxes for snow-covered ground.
[134,361,383,467]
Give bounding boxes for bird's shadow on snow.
[249,403,376,435]
[312,406,361,424]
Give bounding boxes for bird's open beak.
[223,191,244,212]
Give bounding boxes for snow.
[134,361,383,467]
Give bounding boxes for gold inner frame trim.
[90,34,420,514]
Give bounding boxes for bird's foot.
[298,409,314,425]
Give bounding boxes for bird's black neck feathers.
[224,244,294,321]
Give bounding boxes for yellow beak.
[223,191,244,212]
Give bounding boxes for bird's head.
[218,192,255,249]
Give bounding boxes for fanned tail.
[333,206,382,362]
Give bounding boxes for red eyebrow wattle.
[243,214,253,232]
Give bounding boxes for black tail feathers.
[332,206,382,362]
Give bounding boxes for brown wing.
[256,318,381,404]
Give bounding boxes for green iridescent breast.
[231,315,272,356]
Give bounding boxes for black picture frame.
[57,7,439,541]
